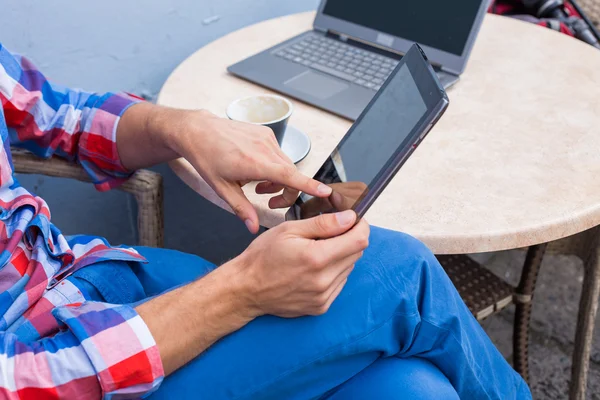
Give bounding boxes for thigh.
[70,248,216,303]
[131,247,218,297]
[324,358,459,400]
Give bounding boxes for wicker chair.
[549,228,600,399]
[11,148,164,248]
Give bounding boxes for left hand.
[165,110,332,233]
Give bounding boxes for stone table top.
[158,12,600,254]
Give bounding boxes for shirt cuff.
[78,93,141,192]
[53,302,164,399]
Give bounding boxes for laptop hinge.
[324,29,453,73]
[325,30,403,60]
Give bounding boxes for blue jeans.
[70,227,530,399]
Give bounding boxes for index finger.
[268,163,332,198]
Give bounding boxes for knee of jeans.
[366,226,441,278]
[350,226,447,318]
[330,358,459,400]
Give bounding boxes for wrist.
[218,256,264,321]
[144,105,185,158]
[137,254,259,375]
[146,107,215,159]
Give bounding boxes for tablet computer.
[285,44,449,222]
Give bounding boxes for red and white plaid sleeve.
[0,42,141,192]
[0,302,164,400]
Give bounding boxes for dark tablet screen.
[288,45,447,220]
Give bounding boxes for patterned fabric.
[0,43,164,399]
[489,0,583,36]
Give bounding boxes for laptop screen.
[322,0,483,56]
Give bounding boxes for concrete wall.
[1,0,319,263]
[1,0,318,97]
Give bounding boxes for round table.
[158,12,600,398]
[158,12,600,256]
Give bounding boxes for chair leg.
[126,170,164,248]
[513,243,548,382]
[569,227,600,400]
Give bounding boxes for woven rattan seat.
[437,255,514,321]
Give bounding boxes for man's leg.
[323,358,459,400]
[129,246,218,297]
[69,247,215,304]
[140,227,528,400]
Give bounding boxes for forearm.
[136,259,257,375]
[115,102,181,170]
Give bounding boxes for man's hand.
[228,210,370,318]
[137,210,369,375]
[116,104,331,234]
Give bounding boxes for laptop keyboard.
[273,34,400,91]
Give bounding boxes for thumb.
[291,210,357,240]
[218,183,260,234]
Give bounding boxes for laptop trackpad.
[284,71,348,100]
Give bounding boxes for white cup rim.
[226,94,294,125]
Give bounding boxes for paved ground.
[473,250,600,399]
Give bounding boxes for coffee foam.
[228,96,290,124]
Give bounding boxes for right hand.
[160,110,332,234]
[229,210,370,318]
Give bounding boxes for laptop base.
[228,31,459,121]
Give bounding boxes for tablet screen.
[289,49,441,220]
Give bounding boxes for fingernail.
[335,210,355,226]
[317,183,332,195]
[245,219,254,231]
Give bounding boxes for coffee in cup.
[226,94,293,145]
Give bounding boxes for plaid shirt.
[0,43,164,399]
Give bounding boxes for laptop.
[228,0,488,121]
